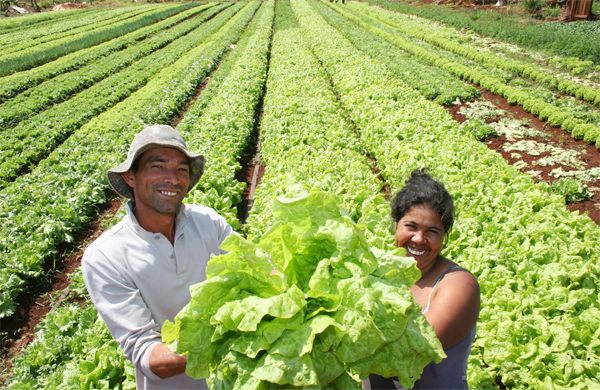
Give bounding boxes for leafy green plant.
[0,3,195,77]
[520,0,544,14]
[551,178,591,203]
[164,191,444,389]
[461,119,498,141]
[0,3,220,130]
[541,5,561,18]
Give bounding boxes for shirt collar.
[125,201,189,236]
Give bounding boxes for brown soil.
[0,197,122,379]
[446,87,600,225]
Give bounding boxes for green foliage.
[562,117,585,133]
[541,5,561,18]
[366,0,600,63]
[547,112,571,128]
[0,3,220,130]
[520,0,544,14]
[551,178,591,203]
[0,4,204,103]
[571,123,594,140]
[462,119,498,141]
[0,3,197,77]
[539,106,556,121]
[8,303,135,390]
[313,0,478,107]
[583,126,600,145]
[164,191,444,389]
[182,0,274,229]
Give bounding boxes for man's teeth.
[407,247,425,256]
[160,191,177,196]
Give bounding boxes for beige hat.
[107,125,204,199]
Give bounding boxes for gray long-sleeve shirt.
[82,201,234,389]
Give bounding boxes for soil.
[446,87,600,225]
[0,197,122,380]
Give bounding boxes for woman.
[367,168,480,390]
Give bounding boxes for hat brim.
[107,143,204,199]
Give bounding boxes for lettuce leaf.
[163,190,445,389]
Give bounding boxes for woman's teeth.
[407,247,425,256]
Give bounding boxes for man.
[82,125,234,389]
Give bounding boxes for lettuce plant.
[163,191,445,389]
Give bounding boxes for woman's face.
[395,204,445,268]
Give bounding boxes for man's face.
[122,147,190,216]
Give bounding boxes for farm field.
[1,0,600,389]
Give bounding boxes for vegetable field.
[2,0,600,389]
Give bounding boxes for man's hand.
[149,343,188,379]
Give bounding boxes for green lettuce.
[163,190,445,389]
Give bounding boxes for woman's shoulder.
[438,259,478,286]
[432,259,480,307]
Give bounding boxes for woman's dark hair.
[391,168,455,238]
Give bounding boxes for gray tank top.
[366,266,477,390]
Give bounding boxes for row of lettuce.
[366,0,600,64]
[0,5,160,55]
[333,1,600,150]
[0,3,198,77]
[0,7,98,34]
[5,1,600,389]
[0,3,222,129]
[0,3,237,190]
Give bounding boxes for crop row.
[311,0,479,107]
[292,0,600,387]
[0,5,210,103]
[0,8,97,34]
[0,5,163,56]
[0,1,261,320]
[0,3,237,191]
[418,18,600,107]
[366,0,600,65]
[354,2,600,108]
[337,2,600,150]
[247,0,390,250]
[180,0,275,230]
[0,3,196,77]
[0,3,221,130]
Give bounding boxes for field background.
[1,0,600,388]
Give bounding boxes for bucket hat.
[107,125,204,199]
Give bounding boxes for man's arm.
[149,343,187,379]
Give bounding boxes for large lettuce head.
[163,190,445,389]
